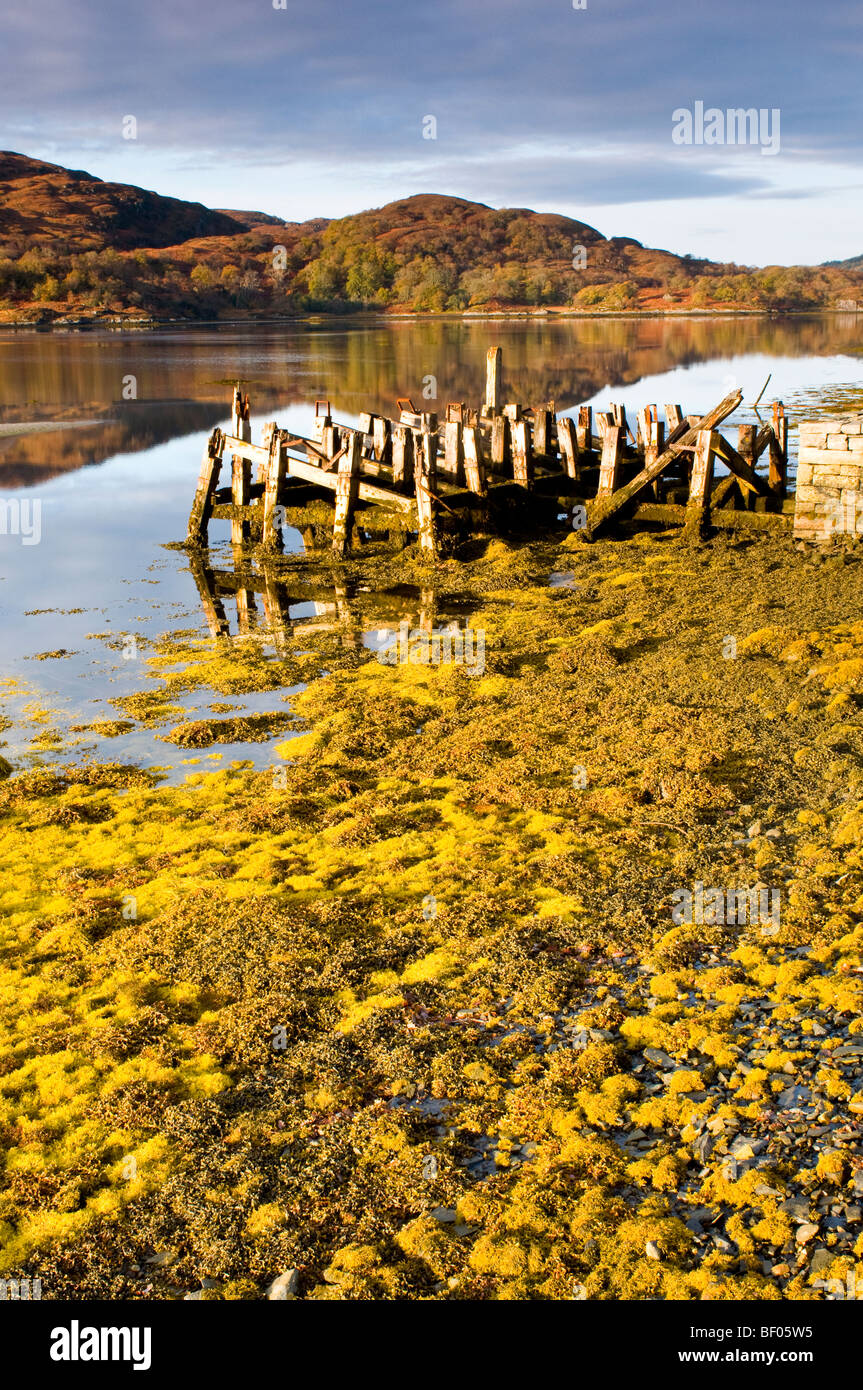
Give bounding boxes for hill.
[0,152,861,322]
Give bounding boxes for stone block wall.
[794,416,863,541]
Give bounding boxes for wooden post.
[557,416,580,480]
[770,402,787,500]
[486,346,501,411]
[392,425,415,491]
[683,429,717,538]
[596,411,614,440]
[646,416,665,498]
[463,425,486,494]
[187,429,224,545]
[332,430,362,557]
[532,406,551,458]
[767,433,786,502]
[261,430,288,552]
[510,418,532,487]
[443,420,464,483]
[231,456,252,545]
[611,404,630,441]
[577,406,593,454]
[597,425,622,497]
[665,404,684,432]
[372,416,392,466]
[774,401,787,463]
[415,433,438,556]
[737,424,757,511]
[490,415,508,470]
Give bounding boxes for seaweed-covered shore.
[1,526,862,1300]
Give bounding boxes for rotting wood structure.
[187,346,791,557]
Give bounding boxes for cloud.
[1,0,861,261]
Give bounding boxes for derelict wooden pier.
[186,345,791,557]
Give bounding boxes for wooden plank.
[332,430,362,557]
[231,456,252,545]
[586,388,743,535]
[710,432,770,498]
[632,501,788,532]
[187,429,224,545]
[596,410,614,439]
[486,346,501,411]
[415,433,438,555]
[665,404,684,432]
[557,416,580,480]
[262,431,288,552]
[597,425,622,497]
[463,425,487,494]
[510,418,533,488]
[282,452,414,512]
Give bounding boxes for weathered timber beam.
[632,501,789,532]
[282,451,414,513]
[709,434,771,497]
[585,389,742,536]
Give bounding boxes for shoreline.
[0,306,859,334]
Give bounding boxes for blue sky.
[1,0,861,264]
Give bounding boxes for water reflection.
[1,315,861,487]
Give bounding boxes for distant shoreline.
[0,306,859,334]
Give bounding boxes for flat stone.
[643,1048,675,1069]
[431,1207,458,1222]
[796,1223,820,1244]
[645,1241,662,1260]
[780,1198,810,1221]
[809,1247,833,1275]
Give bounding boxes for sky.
[1,0,861,266]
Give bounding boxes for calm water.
[1,315,861,780]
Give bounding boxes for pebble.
[645,1241,662,1260]
[795,1223,820,1244]
[266,1269,300,1300]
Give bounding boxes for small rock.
[266,1269,299,1300]
[643,1048,675,1069]
[809,1247,833,1275]
[780,1197,810,1221]
[645,1241,662,1260]
[796,1223,819,1244]
[431,1207,457,1223]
